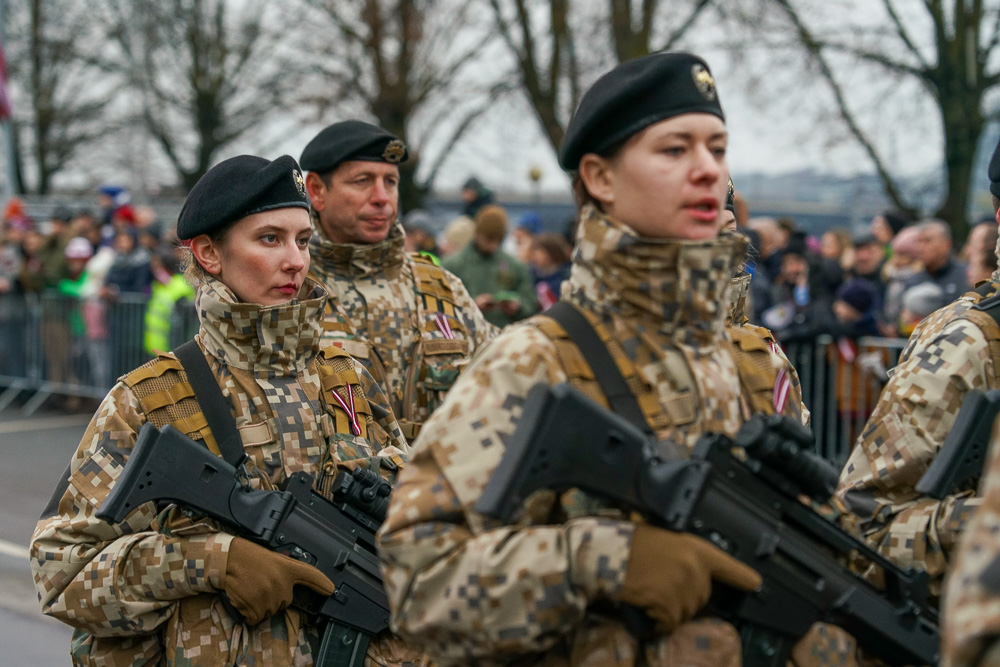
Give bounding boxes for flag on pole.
[0,35,11,121]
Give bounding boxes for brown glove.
[221,537,335,626]
[616,525,762,632]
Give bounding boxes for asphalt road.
[0,405,91,665]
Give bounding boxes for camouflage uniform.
[30,275,414,666]
[377,207,829,666]
[728,266,811,428]
[940,259,1000,665]
[943,424,1000,666]
[309,220,497,437]
[834,262,1000,597]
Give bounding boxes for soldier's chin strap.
[544,301,653,435]
[174,339,247,468]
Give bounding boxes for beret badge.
[692,64,716,101]
[293,169,306,197]
[383,139,407,164]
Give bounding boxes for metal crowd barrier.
[0,291,906,462]
[0,291,198,415]
[783,334,907,465]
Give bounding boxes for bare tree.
[4,0,118,194]
[489,0,713,154]
[297,0,499,210]
[100,0,306,191]
[729,0,1000,236]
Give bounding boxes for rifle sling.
[544,301,653,435]
[174,339,246,467]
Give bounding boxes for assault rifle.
[475,383,939,667]
[915,387,1000,499]
[96,424,391,667]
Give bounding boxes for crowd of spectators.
[5,176,991,416]
[0,189,194,406]
[1,179,578,406]
[743,209,995,345]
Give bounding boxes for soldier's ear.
[189,235,223,276]
[305,172,327,211]
[578,154,616,209]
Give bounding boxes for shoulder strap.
[544,301,653,435]
[174,339,246,466]
[973,282,1000,322]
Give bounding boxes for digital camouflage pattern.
[377,207,844,666]
[309,221,496,436]
[835,263,1000,598]
[942,241,1000,666]
[30,275,415,666]
[943,422,1000,666]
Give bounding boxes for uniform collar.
[308,212,406,280]
[563,206,746,348]
[195,275,327,376]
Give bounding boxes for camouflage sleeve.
[444,268,499,352]
[353,359,410,458]
[943,432,1000,667]
[29,383,232,637]
[377,325,634,662]
[835,316,990,593]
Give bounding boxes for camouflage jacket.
[308,221,497,436]
[376,208,836,666]
[835,272,1000,597]
[942,410,1000,666]
[30,276,414,667]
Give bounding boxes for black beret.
[990,135,1000,198]
[176,155,309,240]
[559,52,725,170]
[300,120,408,173]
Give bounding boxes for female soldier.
[377,53,830,665]
[30,155,412,666]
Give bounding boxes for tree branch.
[659,0,711,51]
[770,0,915,213]
[881,0,930,69]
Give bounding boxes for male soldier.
[300,120,497,439]
[835,140,1000,600]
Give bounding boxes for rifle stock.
[97,423,390,667]
[476,383,939,667]
[916,388,1000,499]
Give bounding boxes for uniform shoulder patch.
[411,255,459,304]
[729,325,773,352]
[122,353,184,388]
[320,343,355,362]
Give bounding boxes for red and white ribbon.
[773,367,791,414]
[435,312,454,339]
[837,337,857,363]
[331,386,361,436]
